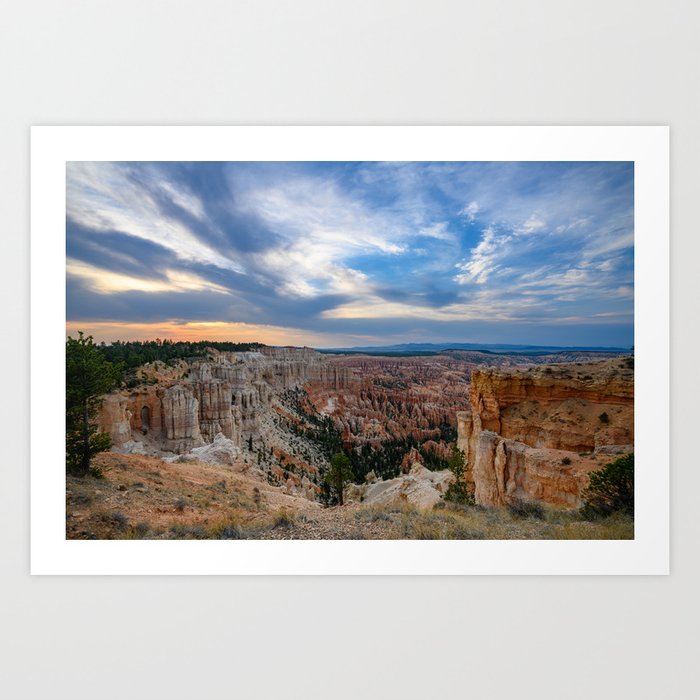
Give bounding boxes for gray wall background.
[2,1,697,698]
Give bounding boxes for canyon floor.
[66,452,633,540]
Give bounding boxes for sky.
[66,161,634,348]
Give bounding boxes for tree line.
[98,338,265,371]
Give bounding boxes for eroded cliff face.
[458,359,634,507]
[99,347,349,456]
[101,384,204,453]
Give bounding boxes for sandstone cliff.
[457,359,634,507]
[98,346,349,459]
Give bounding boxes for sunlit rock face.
[98,393,132,448]
[458,359,634,507]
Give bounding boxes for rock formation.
[305,354,470,447]
[98,346,350,456]
[160,385,203,452]
[344,462,454,509]
[183,432,240,465]
[97,346,633,511]
[99,393,132,448]
[457,359,634,507]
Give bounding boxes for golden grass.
[382,503,633,540]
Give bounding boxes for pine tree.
[66,332,121,476]
[325,452,353,506]
[444,445,473,505]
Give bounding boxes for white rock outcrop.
[345,463,454,509]
[188,432,241,465]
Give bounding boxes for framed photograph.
[30,126,669,574]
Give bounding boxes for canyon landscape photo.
[65,160,634,540]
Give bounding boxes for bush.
[581,454,634,518]
[272,511,296,528]
[444,480,475,506]
[507,498,545,520]
[106,511,129,531]
[354,509,392,523]
[169,525,207,539]
[599,412,610,424]
[218,525,243,540]
[561,456,572,466]
[134,522,150,538]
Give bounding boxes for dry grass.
[66,452,320,540]
[67,453,633,540]
[385,502,633,540]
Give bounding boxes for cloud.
[67,162,245,274]
[233,175,415,300]
[67,259,231,295]
[66,161,635,346]
[419,221,453,240]
[516,214,546,235]
[459,201,480,222]
[454,227,503,284]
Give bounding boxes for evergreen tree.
[326,452,353,506]
[66,332,121,476]
[444,445,474,505]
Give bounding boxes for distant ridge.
[317,342,631,356]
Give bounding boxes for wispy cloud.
[459,201,480,222]
[454,227,503,284]
[67,162,245,273]
[516,213,546,235]
[67,258,231,295]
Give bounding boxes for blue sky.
[66,161,634,348]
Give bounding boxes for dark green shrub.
[581,453,634,518]
[561,456,572,465]
[599,412,610,424]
